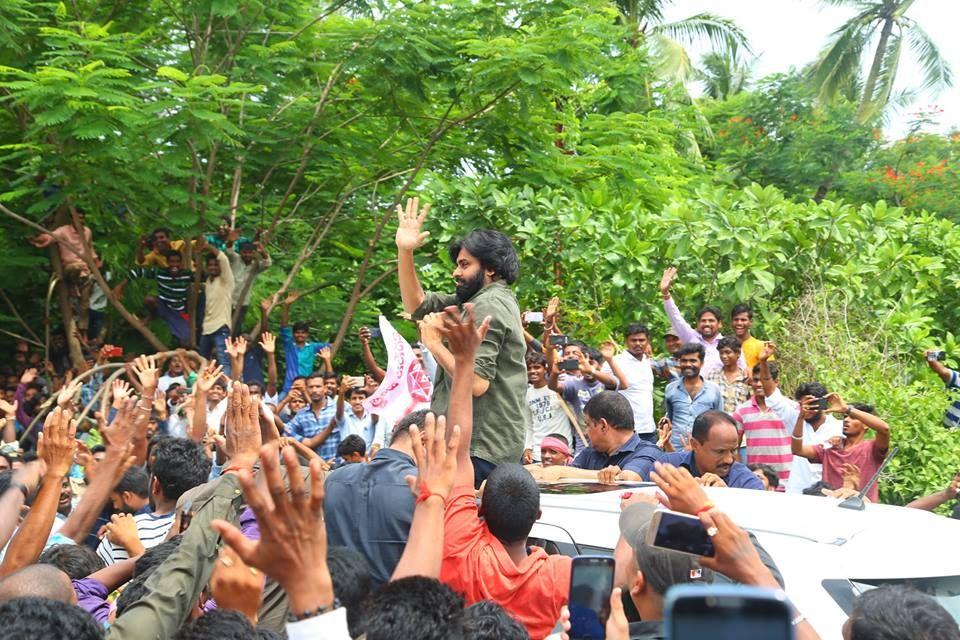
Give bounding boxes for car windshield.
[538,481,653,495]
[847,576,960,623]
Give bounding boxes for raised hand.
[284,290,301,306]
[318,346,332,362]
[0,398,17,419]
[417,312,444,349]
[258,331,275,354]
[825,392,848,415]
[599,340,617,360]
[946,472,960,500]
[110,379,133,409]
[439,303,490,360]
[405,412,460,501]
[19,368,38,385]
[100,398,137,450]
[211,444,333,615]
[650,462,712,515]
[259,293,278,312]
[656,417,673,451]
[759,341,776,362]
[131,354,159,391]
[224,384,262,470]
[38,407,78,478]
[544,296,560,325]
[56,377,83,409]
[395,197,431,252]
[659,266,678,295]
[196,361,225,393]
[358,327,371,344]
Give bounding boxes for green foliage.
[840,128,960,222]
[701,73,878,199]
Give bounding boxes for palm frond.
[905,22,953,92]
[808,14,876,102]
[862,31,903,120]
[650,32,693,84]
[653,13,753,61]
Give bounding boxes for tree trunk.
[857,16,894,123]
[47,249,85,370]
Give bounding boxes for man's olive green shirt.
[413,280,529,464]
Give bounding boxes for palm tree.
[697,52,752,100]
[615,0,752,84]
[809,0,952,123]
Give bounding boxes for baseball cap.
[618,502,713,596]
[664,330,680,338]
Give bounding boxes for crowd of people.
[0,197,957,639]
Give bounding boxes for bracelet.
[416,487,446,505]
[791,434,803,441]
[695,502,716,515]
[791,614,805,627]
[286,598,340,623]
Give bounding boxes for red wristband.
[695,502,716,516]
[416,487,445,505]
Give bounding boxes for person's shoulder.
[664,377,681,392]
[660,450,687,464]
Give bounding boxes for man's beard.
[455,270,485,304]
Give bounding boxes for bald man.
[0,564,76,605]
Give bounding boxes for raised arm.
[0,408,76,577]
[660,267,698,343]
[757,341,778,398]
[225,337,247,382]
[924,349,954,384]
[593,341,628,390]
[395,197,431,314]
[259,330,279,398]
[826,392,891,452]
[280,290,299,328]
[391,412,459,580]
[790,397,819,460]
[359,327,386,382]
[441,304,490,489]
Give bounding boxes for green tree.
[809,0,953,123]
[697,52,751,101]
[614,0,751,83]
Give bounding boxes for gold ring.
[706,526,719,537]
[220,556,235,567]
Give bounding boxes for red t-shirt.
[813,439,886,502]
[440,485,572,640]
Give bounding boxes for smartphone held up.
[567,556,615,640]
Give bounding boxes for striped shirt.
[128,267,194,312]
[732,396,792,485]
[705,366,752,413]
[96,510,176,565]
[944,370,960,429]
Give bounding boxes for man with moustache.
[395,197,528,485]
[663,343,724,450]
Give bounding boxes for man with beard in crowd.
[395,197,528,486]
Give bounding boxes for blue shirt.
[572,432,662,479]
[323,448,416,586]
[660,450,764,490]
[288,402,339,460]
[664,376,724,448]
[280,325,330,392]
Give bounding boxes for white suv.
[530,481,960,639]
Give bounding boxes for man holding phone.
[396,198,528,485]
[923,348,960,429]
[790,393,890,502]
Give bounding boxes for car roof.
[534,482,960,579]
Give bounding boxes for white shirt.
[765,388,844,493]
[601,352,655,434]
[524,385,573,460]
[207,397,228,432]
[158,374,186,393]
[339,409,387,452]
[287,607,349,640]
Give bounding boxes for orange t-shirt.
[440,485,572,640]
